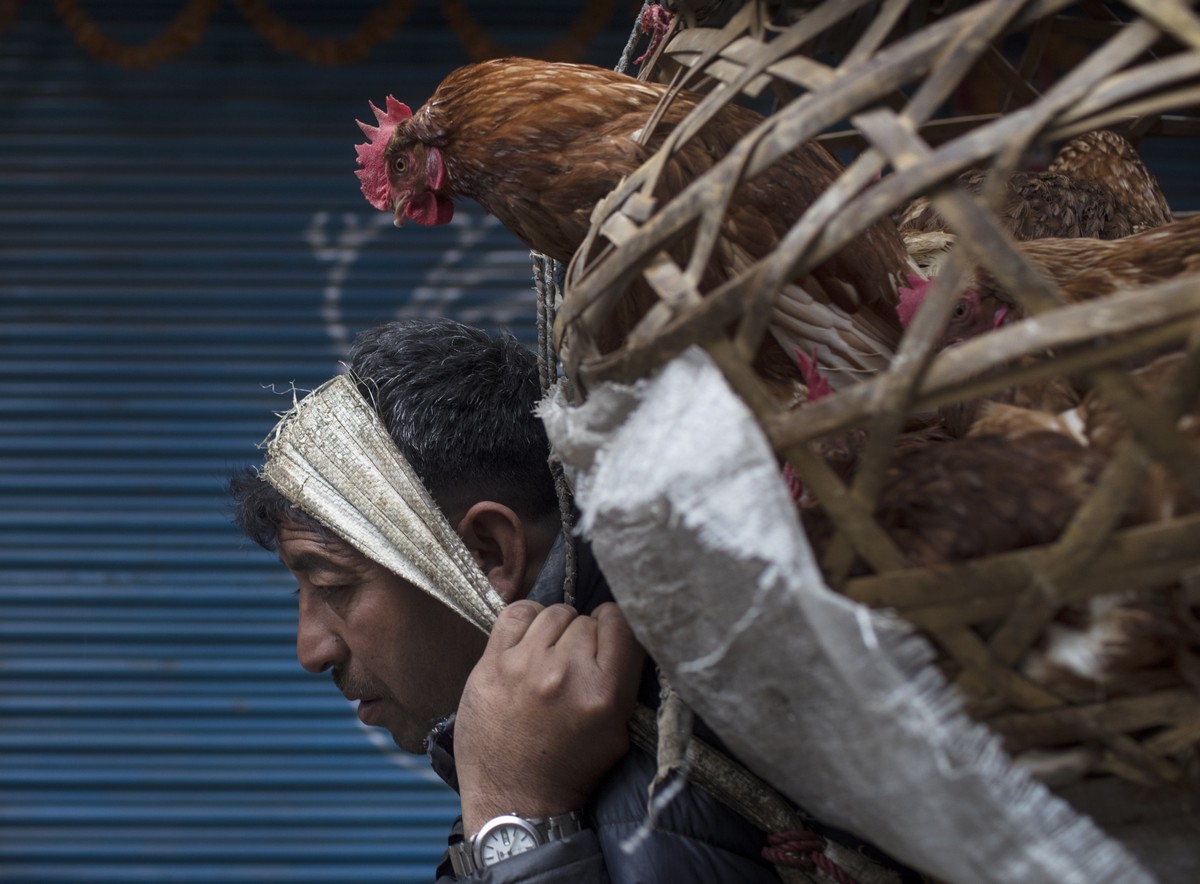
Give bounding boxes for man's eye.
[293,584,348,597]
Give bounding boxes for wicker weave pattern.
[557,0,1200,789]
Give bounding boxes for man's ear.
[456,501,529,604]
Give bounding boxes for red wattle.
[406,192,455,226]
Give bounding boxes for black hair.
[229,318,559,550]
[228,467,324,551]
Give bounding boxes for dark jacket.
[428,533,784,883]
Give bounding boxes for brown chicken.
[1081,350,1199,523]
[783,351,954,508]
[964,399,1087,443]
[896,216,1200,432]
[1018,589,1189,706]
[798,428,1105,570]
[354,57,915,391]
[899,129,1173,242]
[898,213,1200,349]
[791,299,1195,710]
[796,359,1196,706]
[1012,351,1200,706]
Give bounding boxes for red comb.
[794,348,833,403]
[782,461,804,502]
[354,95,412,211]
[896,273,932,329]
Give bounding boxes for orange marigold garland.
[233,0,415,67]
[440,0,615,62]
[54,0,218,70]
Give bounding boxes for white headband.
[260,373,505,633]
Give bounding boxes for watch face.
[477,820,540,866]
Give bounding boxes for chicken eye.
[952,301,971,320]
[391,155,407,174]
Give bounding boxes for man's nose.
[296,593,343,674]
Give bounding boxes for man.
[230,318,792,882]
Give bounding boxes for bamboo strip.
[766,280,1200,449]
[843,512,1200,610]
[988,690,1200,750]
[558,0,1200,785]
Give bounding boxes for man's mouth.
[355,697,384,726]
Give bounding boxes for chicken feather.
[900,129,1173,242]
[900,213,1200,350]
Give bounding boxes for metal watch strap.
[542,810,585,842]
[447,839,476,878]
[448,810,585,878]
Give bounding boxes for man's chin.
[393,733,430,754]
[388,717,433,755]
[353,702,420,753]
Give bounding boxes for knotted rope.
[532,253,578,608]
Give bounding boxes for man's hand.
[454,601,645,836]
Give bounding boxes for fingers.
[592,602,645,681]
[519,603,583,649]
[488,599,544,650]
[488,602,590,658]
[491,601,644,685]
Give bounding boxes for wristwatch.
[448,810,585,877]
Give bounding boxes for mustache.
[332,668,385,701]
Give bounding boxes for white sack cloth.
[539,346,1152,884]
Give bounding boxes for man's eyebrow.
[280,551,351,574]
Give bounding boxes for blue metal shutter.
[0,3,630,881]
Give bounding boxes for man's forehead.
[277,521,364,570]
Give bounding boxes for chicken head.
[355,95,454,227]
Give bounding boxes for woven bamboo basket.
[555,0,1200,796]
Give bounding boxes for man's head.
[233,318,559,546]
[345,317,559,527]
[230,318,562,751]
